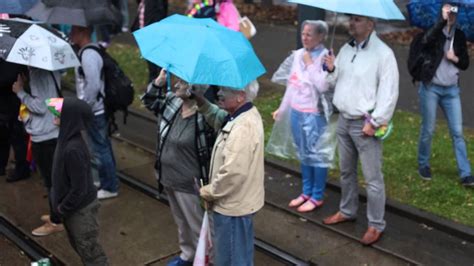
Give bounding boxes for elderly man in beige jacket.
[197,81,264,266]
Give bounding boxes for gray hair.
[221,80,260,102]
[302,20,329,40]
[244,80,259,102]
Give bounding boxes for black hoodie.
[51,97,97,218]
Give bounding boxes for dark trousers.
[0,118,29,177]
[31,139,61,224]
[64,199,109,266]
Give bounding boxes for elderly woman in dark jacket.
[142,69,215,266]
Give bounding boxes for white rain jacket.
[328,31,399,127]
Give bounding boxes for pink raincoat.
[266,47,338,167]
[217,1,240,31]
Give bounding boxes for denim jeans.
[213,212,254,266]
[418,83,471,178]
[290,109,328,201]
[87,114,118,192]
[301,165,327,201]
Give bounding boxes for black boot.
[6,164,30,183]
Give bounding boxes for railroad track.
[0,215,64,266]
[115,170,310,266]
[1,105,470,265]
[113,107,474,265]
[113,109,431,265]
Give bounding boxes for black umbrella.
[0,0,39,15]
[26,0,121,27]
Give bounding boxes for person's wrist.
[154,80,164,87]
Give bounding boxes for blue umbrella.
[407,0,474,41]
[133,14,266,90]
[0,0,38,15]
[288,0,405,20]
[288,0,405,52]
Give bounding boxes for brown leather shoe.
[360,227,383,246]
[323,211,355,225]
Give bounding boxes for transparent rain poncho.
[266,48,338,168]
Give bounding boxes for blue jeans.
[418,83,471,178]
[87,114,118,192]
[301,165,327,201]
[290,109,328,201]
[213,212,254,266]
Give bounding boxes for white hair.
[221,80,260,102]
[244,80,259,102]
[302,20,329,40]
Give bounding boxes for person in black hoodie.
[0,60,30,181]
[46,97,109,265]
[411,3,474,186]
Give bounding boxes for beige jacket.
[200,106,265,216]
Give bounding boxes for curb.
[265,157,474,243]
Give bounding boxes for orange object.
[26,135,33,163]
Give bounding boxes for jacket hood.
[58,97,93,142]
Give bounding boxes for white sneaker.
[93,181,101,188]
[121,26,129,32]
[97,189,118,200]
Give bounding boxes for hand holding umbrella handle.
[323,50,335,72]
[154,69,167,87]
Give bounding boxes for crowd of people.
[0,1,472,265]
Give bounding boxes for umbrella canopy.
[407,0,474,41]
[26,0,121,26]
[288,0,405,20]
[133,14,266,90]
[0,0,38,15]
[0,19,79,70]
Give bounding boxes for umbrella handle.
[329,13,338,50]
[166,68,171,92]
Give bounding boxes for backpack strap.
[78,44,105,101]
[49,72,62,98]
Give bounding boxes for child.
[46,97,109,265]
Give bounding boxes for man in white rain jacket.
[322,15,399,246]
